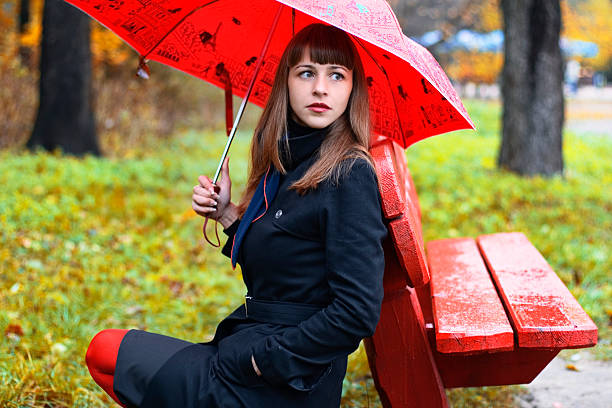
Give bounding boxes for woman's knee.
[86,329,128,374]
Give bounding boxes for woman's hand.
[192,156,237,228]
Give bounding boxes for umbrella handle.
[202,183,222,247]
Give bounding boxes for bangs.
[287,24,356,70]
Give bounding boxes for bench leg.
[365,286,449,408]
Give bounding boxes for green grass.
[1,100,610,406]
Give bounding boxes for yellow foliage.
[0,2,14,30]
[0,0,131,67]
[561,0,612,70]
[91,23,131,66]
[19,20,41,48]
[478,0,502,32]
[446,51,503,84]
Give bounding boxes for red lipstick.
[307,103,331,113]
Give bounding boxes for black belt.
[244,296,322,326]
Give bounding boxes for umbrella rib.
[352,36,405,143]
[141,0,221,61]
[212,3,284,185]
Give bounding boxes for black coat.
[112,123,388,408]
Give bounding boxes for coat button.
[275,209,283,219]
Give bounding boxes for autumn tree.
[498,0,564,176]
[27,0,99,155]
[562,0,612,71]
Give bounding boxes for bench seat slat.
[427,238,514,354]
[477,232,598,349]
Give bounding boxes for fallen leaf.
[5,324,24,337]
[565,364,579,372]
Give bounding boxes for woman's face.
[288,51,353,129]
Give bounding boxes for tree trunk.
[27,0,99,156]
[498,0,564,176]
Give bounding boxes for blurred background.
[1,0,610,407]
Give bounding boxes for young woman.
[85,23,387,408]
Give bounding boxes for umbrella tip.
[136,57,150,80]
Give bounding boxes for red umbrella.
[66,0,473,161]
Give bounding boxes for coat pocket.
[271,206,321,242]
[216,326,268,388]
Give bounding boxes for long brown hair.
[237,23,372,216]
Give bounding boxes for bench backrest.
[370,138,429,287]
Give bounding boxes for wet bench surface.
[477,232,598,349]
[427,237,514,354]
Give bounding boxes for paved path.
[564,86,612,137]
[565,99,612,137]
[516,351,612,408]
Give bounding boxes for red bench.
[365,138,598,408]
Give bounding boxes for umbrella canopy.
[66,0,474,148]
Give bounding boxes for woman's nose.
[312,76,328,95]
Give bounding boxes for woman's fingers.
[193,185,220,200]
[194,175,226,219]
[192,201,217,216]
[192,193,217,207]
[198,175,215,193]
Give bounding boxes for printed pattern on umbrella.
[66,0,474,147]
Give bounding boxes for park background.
[0,0,611,406]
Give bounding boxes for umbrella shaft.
[213,4,284,185]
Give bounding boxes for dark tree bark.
[499,0,564,176]
[27,0,99,156]
[18,0,32,67]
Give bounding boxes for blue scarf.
[230,165,280,268]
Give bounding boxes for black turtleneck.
[279,116,330,171]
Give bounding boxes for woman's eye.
[331,72,345,81]
[299,70,314,79]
